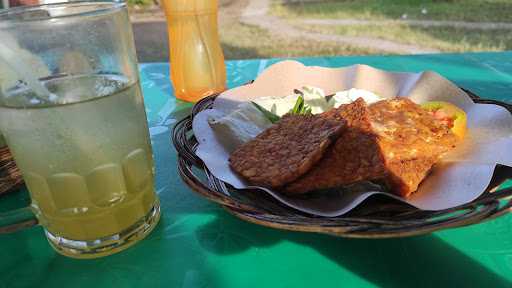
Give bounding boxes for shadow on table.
[197,211,511,288]
[0,221,224,287]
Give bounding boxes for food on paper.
[229,114,346,188]
[208,102,273,152]
[209,87,383,152]
[252,86,383,117]
[284,98,388,194]
[252,86,332,116]
[229,96,462,198]
[332,88,382,106]
[368,98,459,196]
[421,101,467,139]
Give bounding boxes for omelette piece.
[368,98,459,196]
[229,113,347,188]
[285,98,459,197]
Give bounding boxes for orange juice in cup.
[162,0,226,102]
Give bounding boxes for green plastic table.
[2,52,512,288]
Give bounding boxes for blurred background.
[2,0,511,62]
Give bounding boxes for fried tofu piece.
[229,113,346,188]
[285,98,459,197]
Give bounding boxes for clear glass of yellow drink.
[0,1,160,258]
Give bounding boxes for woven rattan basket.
[0,146,23,196]
[172,89,512,238]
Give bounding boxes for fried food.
[284,98,388,194]
[285,98,459,197]
[369,98,459,196]
[229,113,346,188]
[421,101,467,139]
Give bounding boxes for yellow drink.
[0,74,159,256]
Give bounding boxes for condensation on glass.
[0,1,160,258]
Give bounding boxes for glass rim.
[0,0,126,25]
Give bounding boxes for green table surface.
[2,52,512,288]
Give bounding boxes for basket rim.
[172,87,512,238]
[0,146,24,196]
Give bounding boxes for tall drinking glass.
[0,1,160,258]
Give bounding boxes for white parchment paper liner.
[193,60,512,217]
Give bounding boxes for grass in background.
[130,0,510,61]
[299,24,511,52]
[220,23,382,59]
[127,0,154,7]
[273,0,512,22]
[218,0,382,59]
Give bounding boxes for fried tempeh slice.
[229,113,347,188]
[284,98,388,194]
[285,98,459,197]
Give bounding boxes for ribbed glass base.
[45,201,161,259]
